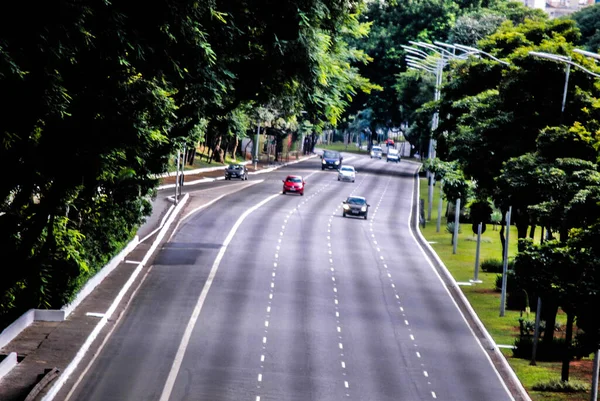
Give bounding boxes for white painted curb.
[154,161,251,178]
[156,155,317,191]
[412,176,531,401]
[41,193,191,401]
[0,352,17,381]
[61,237,140,319]
[0,236,140,351]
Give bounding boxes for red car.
[282,175,305,196]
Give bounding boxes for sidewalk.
[0,154,315,401]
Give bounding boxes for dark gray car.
[225,164,248,180]
[342,196,370,220]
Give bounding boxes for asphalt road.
[62,154,513,401]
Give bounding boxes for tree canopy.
[0,0,377,327]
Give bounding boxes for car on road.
[282,175,305,195]
[386,148,400,163]
[338,165,356,182]
[342,196,370,219]
[370,146,383,159]
[224,164,248,180]
[321,150,343,170]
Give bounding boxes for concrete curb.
[154,161,251,178]
[0,352,17,381]
[139,204,175,244]
[156,154,317,191]
[411,175,531,401]
[0,236,141,354]
[61,237,140,319]
[41,193,191,401]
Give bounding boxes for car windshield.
[287,177,302,183]
[323,150,339,159]
[341,167,353,172]
[229,165,242,169]
[372,147,382,151]
[347,197,366,205]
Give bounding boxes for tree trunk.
[542,299,559,344]
[516,222,528,239]
[231,136,238,160]
[212,135,224,163]
[186,147,196,165]
[529,225,536,239]
[561,312,574,382]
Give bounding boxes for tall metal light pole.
[529,51,600,124]
[403,42,479,221]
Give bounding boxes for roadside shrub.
[532,379,588,393]
[483,258,514,273]
[495,270,528,310]
[513,336,569,361]
[490,210,502,230]
[445,222,462,234]
[481,259,503,273]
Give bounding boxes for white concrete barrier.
[61,235,140,318]
[0,310,35,349]
[0,234,140,350]
[0,352,18,381]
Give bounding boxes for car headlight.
[334,160,339,165]
[322,160,326,164]
[361,206,367,212]
[343,204,350,210]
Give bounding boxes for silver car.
[386,148,400,163]
[370,146,383,159]
[337,165,356,182]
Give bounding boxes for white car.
[338,165,356,182]
[370,146,383,159]
[386,148,400,163]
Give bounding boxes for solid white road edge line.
[158,192,280,401]
[41,193,190,401]
[408,176,525,401]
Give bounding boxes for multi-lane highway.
[60,153,514,401]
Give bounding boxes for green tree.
[0,0,377,328]
[571,4,600,52]
[347,0,461,148]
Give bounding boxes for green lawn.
[319,142,368,155]
[418,178,593,401]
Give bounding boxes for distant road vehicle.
[321,150,343,170]
[342,196,370,219]
[282,175,305,195]
[224,164,248,180]
[386,148,400,163]
[370,146,383,159]
[338,166,356,182]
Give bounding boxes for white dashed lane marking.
[360,173,437,398]
[255,176,332,399]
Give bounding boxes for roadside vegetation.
[2,0,600,397]
[419,178,595,401]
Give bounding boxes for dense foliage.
[0,0,376,328]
